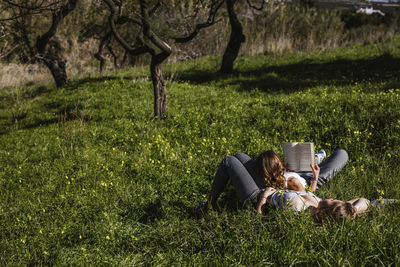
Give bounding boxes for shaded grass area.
[1,39,400,265]
[177,45,400,94]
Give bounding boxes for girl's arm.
[257,187,276,214]
[309,164,320,192]
[309,179,318,192]
[347,198,370,214]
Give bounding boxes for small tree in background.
[220,0,266,74]
[103,0,172,119]
[220,0,245,74]
[0,0,77,87]
[175,0,265,74]
[103,0,223,119]
[78,1,132,72]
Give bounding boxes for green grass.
[1,37,400,265]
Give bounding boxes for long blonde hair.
[254,150,286,189]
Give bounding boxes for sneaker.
[371,198,398,207]
[315,149,326,164]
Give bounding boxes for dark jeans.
[211,149,349,202]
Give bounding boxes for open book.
[282,142,315,172]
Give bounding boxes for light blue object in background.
[370,198,398,207]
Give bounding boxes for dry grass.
[1,3,398,89]
[0,38,99,88]
[0,63,51,88]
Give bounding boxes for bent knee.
[222,155,239,166]
[333,149,349,162]
[234,152,251,163]
[335,149,348,157]
[234,152,247,158]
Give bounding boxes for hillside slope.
[1,38,400,265]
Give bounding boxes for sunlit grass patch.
[1,39,400,265]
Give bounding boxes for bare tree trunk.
[37,37,69,87]
[94,52,106,72]
[220,0,245,74]
[36,0,77,87]
[94,32,111,72]
[150,52,169,119]
[103,0,171,118]
[108,45,118,69]
[42,56,67,87]
[151,61,167,118]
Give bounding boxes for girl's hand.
[257,187,276,214]
[310,164,320,178]
[262,187,276,197]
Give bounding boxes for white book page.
[282,142,299,171]
[298,142,315,171]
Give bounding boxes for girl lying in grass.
[205,149,348,210]
[256,186,397,224]
[199,149,396,223]
[256,185,370,224]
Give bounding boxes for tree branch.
[139,0,171,57]
[103,0,152,56]
[0,10,47,21]
[173,0,224,44]
[36,0,78,54]
[149,0,161,17]
[0,44,19,59]
[117,15,141,26]
[1,0,59,12]
[95,31,111,58]
[246,0,265,11]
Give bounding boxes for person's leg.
[317,149,349,188]
[209,155,262,207]
[299,149,349,188]
[234,153,266,189]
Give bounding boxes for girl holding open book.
[197,149,397,224]
[199,149,348,211]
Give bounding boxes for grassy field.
[1,37,400,265]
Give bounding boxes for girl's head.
[312,199,356,225]
[254,150,285,189]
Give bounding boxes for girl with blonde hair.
[203,149,348,210]
[256,185,372,225]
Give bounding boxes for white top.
[284,172,307,189]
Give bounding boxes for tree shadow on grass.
[177,54,400,94]
[0,98,92,135]
[191,190,252,219]
[137,199,166,224]
[66,75,132,89]
[119,199,195,224]
[0,75,131,135]
[0,85,55,135]
[30,102,91,130]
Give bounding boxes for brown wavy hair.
[254,150,286,189]
[312,201,356,225]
